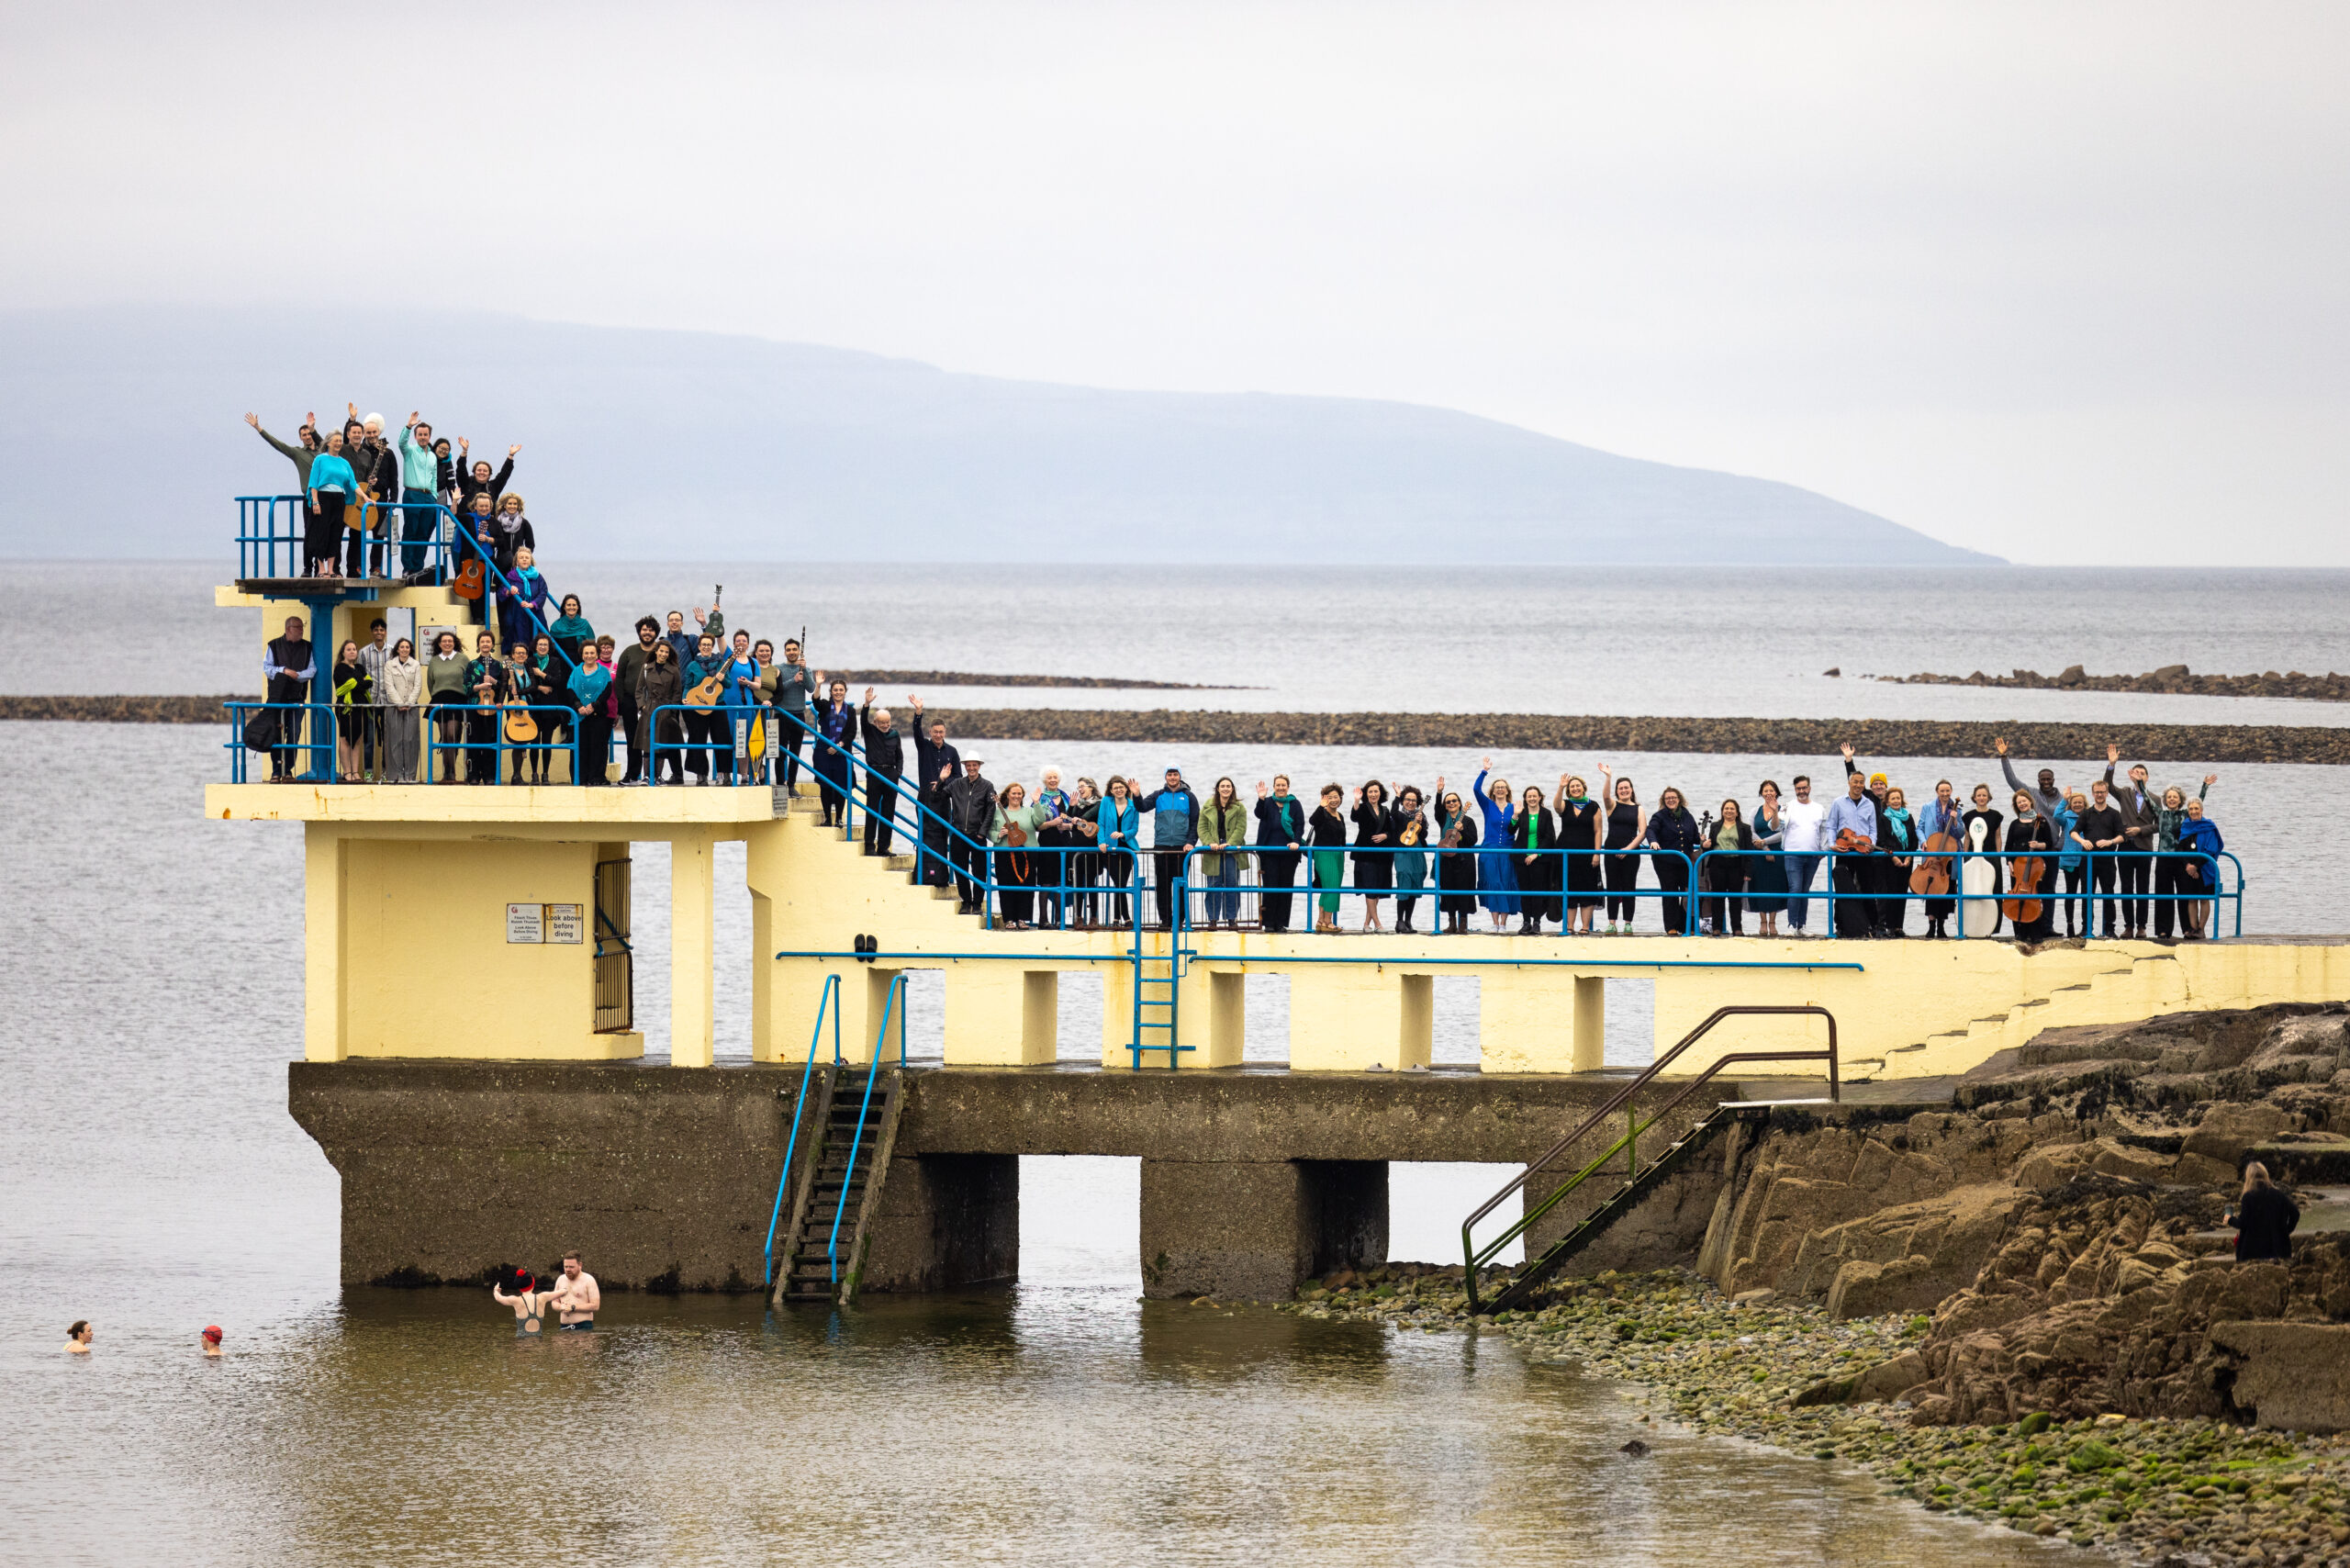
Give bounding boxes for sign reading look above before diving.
[506,904,583,945]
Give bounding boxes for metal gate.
[593,856,632,1033]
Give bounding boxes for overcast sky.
[6,1,2345,565]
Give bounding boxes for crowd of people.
[240,409,2229,942]
[847,723,2230,944]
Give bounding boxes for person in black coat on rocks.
[2226,1162,2300,1261]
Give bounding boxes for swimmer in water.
[63,1320,93,1353]
[201,1326,224,1357]
[492,1269,546,1334]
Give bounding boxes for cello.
[2003,823,2049,926]
[1910,827,1960,896]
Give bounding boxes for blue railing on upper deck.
[234,494,578,677]
[222,700,613,785]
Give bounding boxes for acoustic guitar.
[451,557,486,601]
[503,704,540,745]
[685,585,730,706]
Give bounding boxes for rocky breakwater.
[1282,1002,2350,1563]
[1881,665,2350,704]
[1288,1266,2350,1562]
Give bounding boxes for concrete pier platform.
[290,1058,1954,1301]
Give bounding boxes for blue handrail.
[765,973,840,1289]
[222,699,609,785]
[827,972,908,1285]
[232,493,579,677]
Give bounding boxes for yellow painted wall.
[332,832,643,1060]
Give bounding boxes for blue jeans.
[399,487,438,577]
[1785,854,1820,929]
[1204,859,1243,924]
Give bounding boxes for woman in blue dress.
[1472,757,1518,931]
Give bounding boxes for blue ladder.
[1127,865,1195,1070]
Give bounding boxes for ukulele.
[1910,828,1961,896]
[685,586,730,705]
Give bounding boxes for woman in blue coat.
[2175,800,2224,939]
[1472,759,1518,931]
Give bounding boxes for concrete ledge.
[2210,1320,2350,1430]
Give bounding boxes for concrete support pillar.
[1286,969,1433,1071]
[862,1153,1020,1293]
[304,826,349,1062]
[944,967,1058,1065]
[669,830,715,1067]
[767,961,906,1064]
[1139,1159,1388,1300]
[1480,971,1605,1073]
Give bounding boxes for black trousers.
[864,777,899,855]
[2089,857,2120,935]
[950,838,988,909]
[813,750,849,821]
[1652,855,1691,934]
[1831,859,1876,937]
[308,492,345,575]
[576,714,611,784]
[1874,857,1908,935]
[1258,849,1300,931]
[270,690,310,777]
[2154,857,2185,938]
[2120,852,2152,931]
[1100,849,1134,925]
[1603,849,1640,922]
[683,710,722,780]
[2059,866,2087,934]
[619,708,643,781]
[919,818,952,886]
[465,709,498,783]
[1699,867,1746,934]
[1153,849,1184,929]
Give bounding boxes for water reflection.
[111,1285,2066,1568]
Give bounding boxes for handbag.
[242,707,282,753]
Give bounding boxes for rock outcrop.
[1695,1003,2350,1427]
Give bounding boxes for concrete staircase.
[1864,950,2188,1079]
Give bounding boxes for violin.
[1910,830,1961,896]
[1834,827,1874,853]
[2003,854,2046,924]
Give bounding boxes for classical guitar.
[451,557,486,600]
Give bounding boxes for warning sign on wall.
[507,902,585,944]
[547,903,584,944]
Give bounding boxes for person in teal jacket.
[1096,778,1142,927]
[566,643,616,786]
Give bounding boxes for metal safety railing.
[1460,1004,1841,1314]
[234,494,580,678]
[827,972,909,1285]
[765,973,841,1288]
[1687,845,2244,939]
[222,699,618,785]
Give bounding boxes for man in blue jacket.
[1129,767,1200,930]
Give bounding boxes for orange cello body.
[1910,831,1960,897]
[2003,854,2046,925]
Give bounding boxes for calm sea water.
[10,559,2350,724]
[4,553,2341,1564]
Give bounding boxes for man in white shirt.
[1777,774,1830,935]
[546,1253,601,1330]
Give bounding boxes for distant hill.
[0,308,2000,565]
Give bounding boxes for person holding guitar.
[681,633,730,784]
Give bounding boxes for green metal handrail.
[1461,1004,1839,1312]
